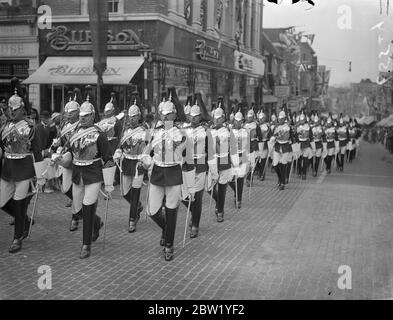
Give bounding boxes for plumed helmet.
[234,111,243,121]
[8,89,25,111]
[104,93,116,113]
[128,99,141,117]
[64,93,80,113]
[278,110,286,119]
[79,95,95,116]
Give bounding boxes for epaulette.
[94,124,104,133]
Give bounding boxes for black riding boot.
[65,187,73,200]
[9,198,27,253]
[150,208,166,246]
[80,203,95,259]
[128,188,142,233]
[259,158,267,180]
[279,163,286,189]
[346,149,350,162]
[216,183,227,222]
[285,162,291,184]
[236,177,244,208]
[340,154,345,171]
[190,190,203,238]
[302,157,308,180]
[274,164,281,188]
[123,188,132,204]
[2,199,16,218]
[164,207,178,261]
[314,157,320,176]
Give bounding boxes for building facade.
[27,0,266,114]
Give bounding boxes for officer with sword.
[0,89,46,253]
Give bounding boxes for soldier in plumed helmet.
[207,100,236,222]
[270,109,293,190]
[323,116,337,174]
[336,116,349,171]
[228,111,249,209]
[140,90,187,261]
[244,109,262,187]
[0,89,46,253]
[181,93,210,238]
[64,95,115,259]
[256,110,272,181]
[50,91,81,231]
[295,111,314,180]
[96,93,123,156]
[113,99,146,233]
[311,114,325,177]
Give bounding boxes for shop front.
[25,21,155,113]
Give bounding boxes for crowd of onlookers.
[363,126,393,154]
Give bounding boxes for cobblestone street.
[1,141,393,300]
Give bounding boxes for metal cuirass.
[297,124,310,141]
[275,124,290,142]
[260,123,269,141]
[71,127,100,164]
[121,126,146,159]
[325,127,336,140]
[2,120,33,159]
[312,125,323,141]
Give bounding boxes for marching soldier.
[141,92,186,261]
[244,109,262,187]
[182,93,210,238]
[270,110,293,190]
[295,112,313,180]
[113,100,146,233]
[336,116,349,171]
[311,115,324,177]
[323,117,337,174]
[51,93,81,231]
[96,93,122,156]
[66,96,115,259]
[0,90,46,253]
[207,102,234,222]
[256,111,271,181]
[347,120,357,163]
[229,112,249,209]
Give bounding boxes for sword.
[101,191,110,250]
[182,196,192,248]
[234,175,239,211]
[26,186,40,239]
[144,173,151,222]
[288,154,295,183]
[207,175,216,228]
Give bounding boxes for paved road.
[1,141,393,300]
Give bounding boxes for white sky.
[263,0,393,86]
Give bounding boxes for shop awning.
[23,56,144,85]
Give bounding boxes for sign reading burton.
[46,25,149,51]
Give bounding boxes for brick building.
[24,0,266,114]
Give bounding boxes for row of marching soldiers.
[0,86,361,262]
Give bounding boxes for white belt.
[4,152,32,160]
[298,138,309,142]
[216,153,229,158]
[73,158,101,166]
[153,159,181,167]
[339,138,347,141]
[276,140,288,144]
[314,139,321,142]
[123,154,141,160]
[327,139,334,142]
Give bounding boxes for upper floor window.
[108,0,119,13]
